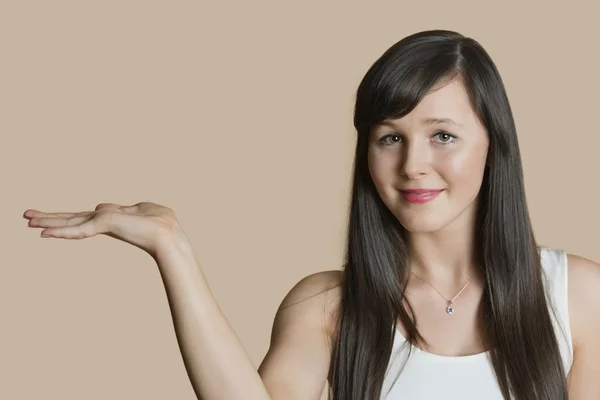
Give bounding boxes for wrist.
[154,224,197,266]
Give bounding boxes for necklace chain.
[410,268,481,315]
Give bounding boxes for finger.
[40,214,111,239]
[28,215,89,228]
[23,210,88,219]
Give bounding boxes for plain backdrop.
[2,1,598,399]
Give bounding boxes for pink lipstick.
[400,189,444,204]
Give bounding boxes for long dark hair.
[327,30,569,399]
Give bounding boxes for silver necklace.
[410,270,476,315]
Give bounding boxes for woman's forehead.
[376,81,478,131]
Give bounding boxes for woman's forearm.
[153,230,271,400]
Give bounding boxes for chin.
[401,223,447,234]
[395,212,450,234]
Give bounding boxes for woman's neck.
[402,225,485,290]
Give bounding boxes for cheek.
[438,147,488,193]
[368,150,397,188]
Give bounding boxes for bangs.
[354,47,463,135]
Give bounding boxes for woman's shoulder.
[564,252,600,348]
[537,246,599,353]
[278,270,344,342]
[279,270,343,308]
[561,251,600,394]
[258,270,344,395]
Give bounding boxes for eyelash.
[378,131,457,146]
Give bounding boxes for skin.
[22,81,600,399]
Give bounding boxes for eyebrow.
[380,117,464,129]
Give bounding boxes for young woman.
[23,30,600,399]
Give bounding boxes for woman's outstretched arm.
[154,233,273,399]
[24,202,337,400]
[157,237,340,400]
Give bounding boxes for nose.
[400,140,430,179]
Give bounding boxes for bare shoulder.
[279,270,344,308]
[565,253,600,397]
[277,269,344,340]
[566,253,600,347]
[257,270,344,400]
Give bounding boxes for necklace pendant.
[446,301,454,315]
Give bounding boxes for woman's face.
[368,78,490,234]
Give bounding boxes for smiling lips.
[400,188,445,204]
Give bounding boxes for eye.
[433,131,457,144]
[378,134,402,146]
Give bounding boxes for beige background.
[2,1,598,399]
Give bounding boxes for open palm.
[23,202,182,258]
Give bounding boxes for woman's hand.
[23,202,185,259]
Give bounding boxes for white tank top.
[380,246,574,399]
